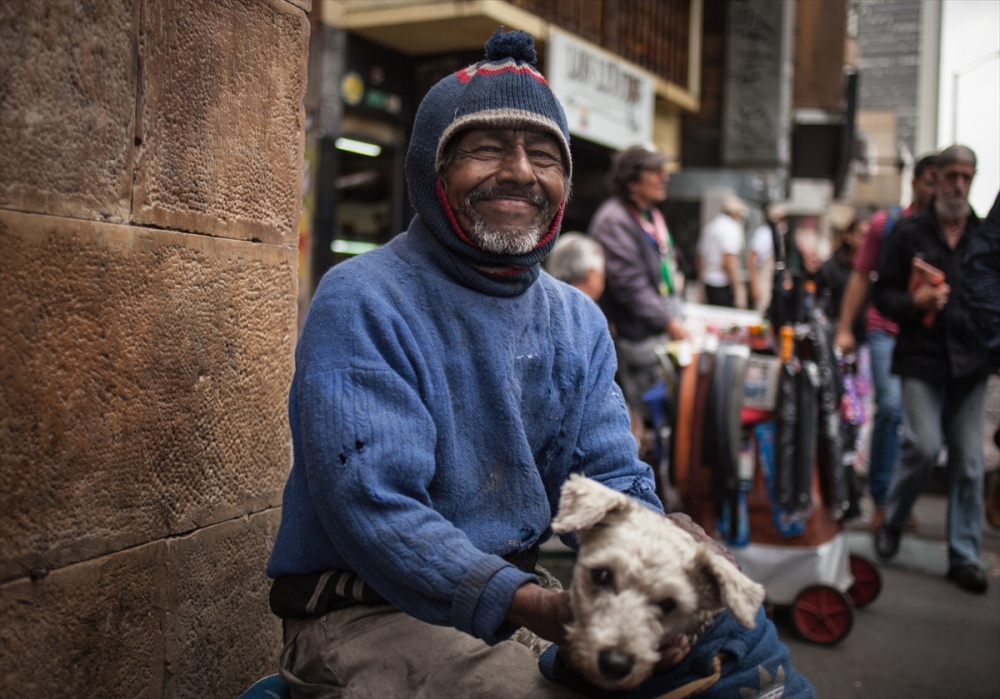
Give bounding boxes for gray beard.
[935,195,970,222]
[460,187,551,255]
[465,216,545,255]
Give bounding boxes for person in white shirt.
[697,194,749,308]
[747,203,786,312]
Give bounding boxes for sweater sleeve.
[569,318,664,514]
[293,304,535,645]
[591,203,673,330]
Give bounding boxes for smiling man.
[872,145,997,594]
[264,31,724,698]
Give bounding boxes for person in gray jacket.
[588,144,688,344]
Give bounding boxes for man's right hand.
[834,325,857,354]
[666,318,690,340]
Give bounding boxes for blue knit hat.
[405,28,572,295]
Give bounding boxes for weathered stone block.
[164,509,282,698]
[132,0,309,244]
[0,0,140,222]
[0,211,296,581]
[0,541,166,699]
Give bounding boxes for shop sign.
[546,29,654,151]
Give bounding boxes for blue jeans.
[867,330,902,506]
[886,375,988,566]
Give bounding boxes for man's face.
[442,128,566,255]
[911,167,936,210]
[935,161,976,221]
[628,167,669,208]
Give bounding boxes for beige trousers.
[278,602,585,699]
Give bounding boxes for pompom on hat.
[404,28,573,296]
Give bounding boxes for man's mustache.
[466,185,549,210]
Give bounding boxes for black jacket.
[873,201,994,380]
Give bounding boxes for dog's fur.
[551,475,766,692]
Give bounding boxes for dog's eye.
[590,568,614,588]
[658,598,677,615]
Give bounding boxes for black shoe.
[874,524,901,561]
[947,563,989,594]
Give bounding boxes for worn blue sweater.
[266,216,661,645]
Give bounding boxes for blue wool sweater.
[266,216,661,645]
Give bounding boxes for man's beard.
[460,186,551,255]
[935,193,971,222]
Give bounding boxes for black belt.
[270,544,541,619]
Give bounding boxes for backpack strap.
[883,205,903,240]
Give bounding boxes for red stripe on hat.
[455,63,548,85]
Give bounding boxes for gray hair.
[544,233,604,285]
[936,144,977,170]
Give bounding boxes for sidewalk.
[782,491,1000,699]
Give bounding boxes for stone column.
[0,1,308,697]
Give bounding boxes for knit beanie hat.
[405,28,572,296]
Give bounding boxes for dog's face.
[551,475,765,691]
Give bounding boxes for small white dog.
[551,475,767,692]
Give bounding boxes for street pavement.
[776,492,1000,699]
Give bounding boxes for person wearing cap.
[264,30,721,697]
[544,232,606,301]
[586,144,689,427]
[587,144,688,342]
[872,145,997,594]
[697,194,749,308]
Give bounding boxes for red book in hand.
[907,257,946,328]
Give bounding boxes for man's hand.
[834,325,857,355]
[666,318,690,340]
[506,583,573,646]
[912,282,950,312]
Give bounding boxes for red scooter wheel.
[848,554,882,608]
[791,585,855,645]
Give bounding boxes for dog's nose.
[598,649,634,680]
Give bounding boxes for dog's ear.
[693,545,766,629]
[551,474,636,534]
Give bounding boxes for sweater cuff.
[452,557,536,644]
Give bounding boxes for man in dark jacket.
[872,145,996,594]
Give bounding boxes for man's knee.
[901,430,940,467]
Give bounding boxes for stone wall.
[0,1,308,696]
